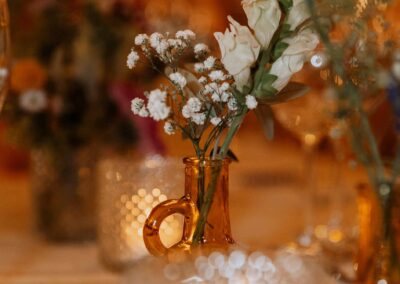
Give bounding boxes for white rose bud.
[242,0,281,48]
[269,29,319,91]
[215,16,260,92]
[287,0,311,31]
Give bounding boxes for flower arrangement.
[128,0,319,245]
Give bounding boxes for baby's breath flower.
[219,82,230,92]
[209,70,225,82]
[187,97,202,112]
[150,32,163,49]
[127,50,139,69]
[194,43,210,55]
[131,98,145,115]
[199,76,208,85]
[164,121,176,135]
[147,89,170,121]
[156,39,170,55]
[211,117,222,126]
[194,63,205,73]
[204,82,219,95]
[134,34,149,46]
[191,112,206,125]
[211,93,221,102]
[228,97,238,111]
[167,39,184,49]
[182,105,192,118]
[221,92,232,102]
[204,56,216,70]
[148,88,167,101]
[176,29,196,41]
[169,72,187,89]
[245,95,258,109]
[138,107,149,117]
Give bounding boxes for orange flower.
[11,58,47,93]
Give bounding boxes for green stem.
[218,108,248,158]
[359,108,385,181]
[193,163,222,244]
[192,108,248,244]
[375,182,398,279]
[197,159,205,210]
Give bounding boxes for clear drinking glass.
[274,89,331,252]
[0,0,10,112]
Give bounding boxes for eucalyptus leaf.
[255,104,275,140]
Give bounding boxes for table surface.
[0,131,365,283]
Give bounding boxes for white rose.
[269,29,319,91]
[287,0,311,31]
[215,16,261,91]
[242,0,281,48]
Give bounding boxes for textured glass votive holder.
[97,155,184,270]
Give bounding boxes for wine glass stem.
[302,141,317,241]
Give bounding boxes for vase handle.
[143,195,199,256]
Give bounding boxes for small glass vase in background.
[143,157,234,257]
[97,155,184,271]
[31,147,98,242]
[356,182,400,283]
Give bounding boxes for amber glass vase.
[356,183,400,283]
[143,157,234,256]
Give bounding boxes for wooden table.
[0,131,365,283]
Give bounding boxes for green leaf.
[232,88,246,104]
[254,73,279,99]
[255,82,309,105]
[242,85,252,95]
[279,23,293,39]
[211,147,239,162]
[255,104,275,140]
[261,73,278,86]
[272,41,289,61]
[255,89,276,99]
[279,0,293,10]
[259,82,309,105]
[254,50,271,84]
[278,82,309,102]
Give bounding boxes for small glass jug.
[143,157,234,256]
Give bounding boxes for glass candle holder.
[97,155,184,271]
[31,147,97,242]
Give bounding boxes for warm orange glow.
[11,58,47,93]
